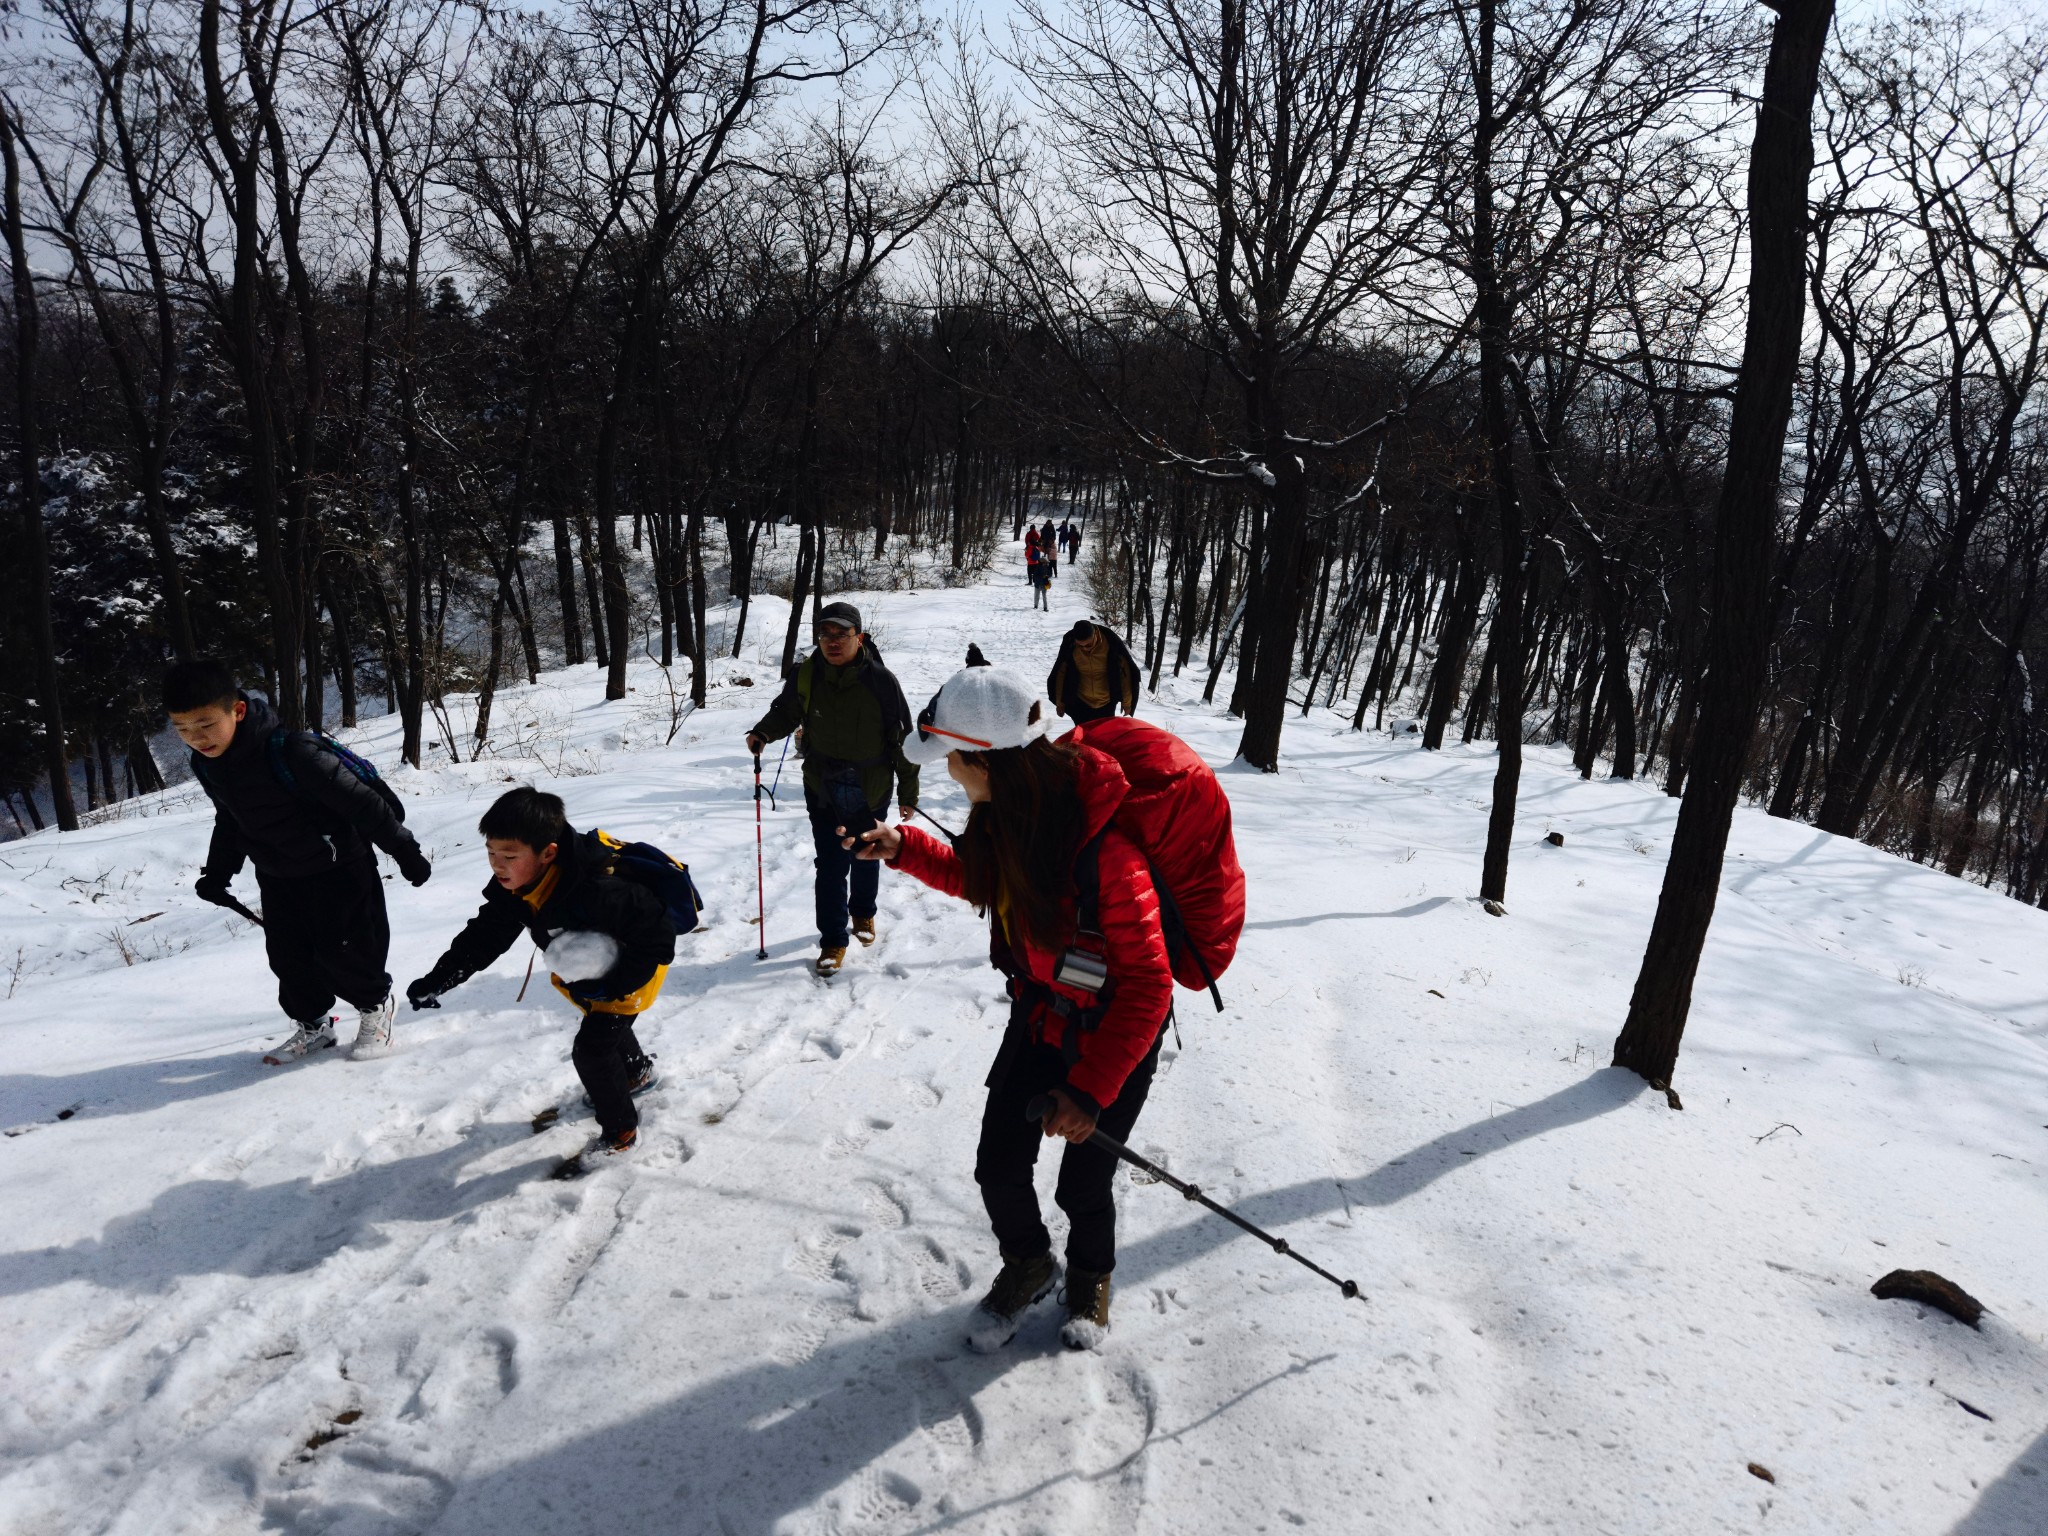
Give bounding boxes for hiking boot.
[581,1061,658,1109]
[851,916,877,946]
[1060,1269,1112,1351]
[966,1249,1061,1354]
[551,1127,638,1181]
[350,995,395,1059]
[263,1016,338,1065]
[816,946,846,976]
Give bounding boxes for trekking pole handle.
[1024,1096,1363,1303]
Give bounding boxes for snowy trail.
[2,564,2045,1535]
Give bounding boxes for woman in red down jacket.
[845,664,1171,1352]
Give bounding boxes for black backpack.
[196,729,406,823]
[592,830,705,935]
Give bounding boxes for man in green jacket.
[746,601,919,974]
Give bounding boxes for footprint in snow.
[824,1116,895,1160]
[897,1076,942,1110]
[909,1234,970,1299]
[856,1178,908,1229]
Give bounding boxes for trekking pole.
[207,891,265,928]
[753,751,768,960]
[767,734,789,811]
[912,805,959,842]
[1025,1097,1363,1303]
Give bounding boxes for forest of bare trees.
[4,0,2045,1070]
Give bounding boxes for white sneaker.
[263,1016,338,1065]
[351,995,396,1058]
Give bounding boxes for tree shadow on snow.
[404,1082,1648,1533]
[1346,1067,1645,1207]
[1949,1426,2048,1536]
[427,1176,1380,1535]
[1243,897,1453,930]
[0,1126,551,1299]
[0,1049,265,1127]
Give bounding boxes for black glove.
[195,873,232,908]
[394,841,432,887]
[406,965,470,1011]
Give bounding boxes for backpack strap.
[792,653,815,723]
[1081,828,1225,1013]
[265,729,298,789]
[794,649,912,760]
[1072,828,1106,939]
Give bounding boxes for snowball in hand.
[547,930,619,983]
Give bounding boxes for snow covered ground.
[1,557,2044,1536]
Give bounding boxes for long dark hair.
[954,731,1087,951]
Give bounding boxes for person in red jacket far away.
[845,665,1172,1353]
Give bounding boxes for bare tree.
[578,0,916,701]
[1613,0,1837,1094]
[1,87,80,828]
[24,0,199,659]
[959,0,1448,769]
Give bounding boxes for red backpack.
[1067,717,1246,1009]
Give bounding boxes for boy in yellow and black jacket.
[407,786,675,1160]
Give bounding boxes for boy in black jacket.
[406,786,675,1164]
[165,660,431,1064]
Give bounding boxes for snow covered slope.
[1,563,2044,1536]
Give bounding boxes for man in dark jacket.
[1046,620,1140,724]
[745,600,918,974]
[407,786,676,1166]
[165,660,431,1064]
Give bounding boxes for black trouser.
[807,777,882,948]
[975,1014,1163,1276]
[256,859,391,1022]
[573,1012,652,1140]
[1063,697,1117,725]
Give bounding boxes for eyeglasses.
[816,623,855,640]
[916,694,992,750]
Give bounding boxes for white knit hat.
[902,666,1052,764]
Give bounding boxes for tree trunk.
[1475,0,1525,908]
[2,105,78,830]
[578,514,609,670]
[1613,0,1835,1088]
[1423,508,1484,750]
[199,0,302,727]
[552,509,585,666]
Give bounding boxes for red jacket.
[888,745,1172,1109]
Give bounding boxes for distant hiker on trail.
[166,660,429,1065]
[1023,523,1042,577]
[1028,544,1053,611]
[843,666,1183,1353]
[1047,620,1140,724]
[1064,520,1082,562]
[406,787,690,1176]
[1040,519,1059,577]
[745,601,918,976]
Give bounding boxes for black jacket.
[429,828,676,1008]
[193,695,420,881]
[1046,622,1141,722]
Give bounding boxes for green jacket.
[752,646,920,810]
